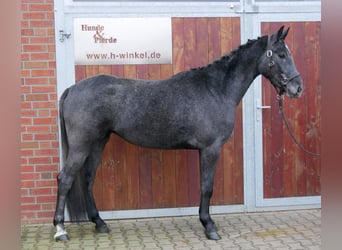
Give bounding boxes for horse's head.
[259,26,303,98]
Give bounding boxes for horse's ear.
[276,26,289,41]
[280,27,290,40]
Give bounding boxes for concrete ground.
[21,209,320,250]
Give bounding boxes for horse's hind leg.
[53,151,87,242]
[199,144,222,240]
[84,141,110,233]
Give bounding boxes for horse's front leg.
[199,144,222,240]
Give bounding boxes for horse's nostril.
[297,86,302,93]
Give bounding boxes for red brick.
[21,196,35,204]
[21,37,29,44]
[41,203,55,211]
[47,12,54,20]
[35,149,58,156]
[49,93,57,101]
[31,53,53,60]
[21,3,28,11]
[36,180,56,187]
[50,109,58,117]
[34,28,47,36]
[23,44,46,52]
[30,187,52,195]
[26,77,49,85]
[24,61,48,68]
[21,180,35,188]
[48,44,55,52]
[52,157,60,164]
[21,173,40,180]
[21,102,32,109]
[49,77,57,84]
[37,211,55,219]
[21,126,27,133]
[37,110,50,117]
[28,157,51,165]
[21,212,36,220]
[29,4,53,12]
[21,53,30,61]
[48,61,56,68]
[39,141,52,149]
[21,28,33,36]
[21,165,34,172]
[25,93,49,101]
[21,69,31,77]
[37,196,56,203]
[47,28,55,36]
[31,69,54,77]
[21,117,32,125]
[27,126,50,133]
[21,149,34,157]
[31,36,54,44]
[21,109,36,117]
[32,85,55,93]
[40,172,51,180]
[21,86,32,93]
[21,157,28,165]
[21,189,29,196]
[22,12,45,19]
[30,20,53,27]
[21,204,40,211]
[36,165,58,172]
[21,141,39,149]
[22,133,34,140]
[22,0,45,3]
[33,117,56,125]
[33,101,56,109]
[21,20,29,28]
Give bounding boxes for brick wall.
[21,0,59,224]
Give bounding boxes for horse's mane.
[193,35,266,72]
[170,35,266,82]
[216,36,266,67]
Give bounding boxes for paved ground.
[21,209,320,250]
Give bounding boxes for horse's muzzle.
[284,75,303,98]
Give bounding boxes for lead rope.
[278,96,320,157]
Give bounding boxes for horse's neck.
[220,41,265,106]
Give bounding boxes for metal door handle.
[257,105,271,109]
[256,99,271,121]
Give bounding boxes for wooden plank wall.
[261,22,321,198]
[75,17,243,211]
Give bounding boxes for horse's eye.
[278,53,286,59]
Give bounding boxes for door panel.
[261,22,321,199]
[74,17,244,211]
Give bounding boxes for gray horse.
[53,26,302,242]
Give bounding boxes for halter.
[266,36,301,96]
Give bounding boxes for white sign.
[73,18,172,65]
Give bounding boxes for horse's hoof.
[205,230,221,240]
[54,224,69,242]
[54,234,69,242]
[96,224,110,233]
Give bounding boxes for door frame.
[242,12,321,212]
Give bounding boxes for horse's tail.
[66,168,88,222]
[59,88,88,222]
[59,88,70,164]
